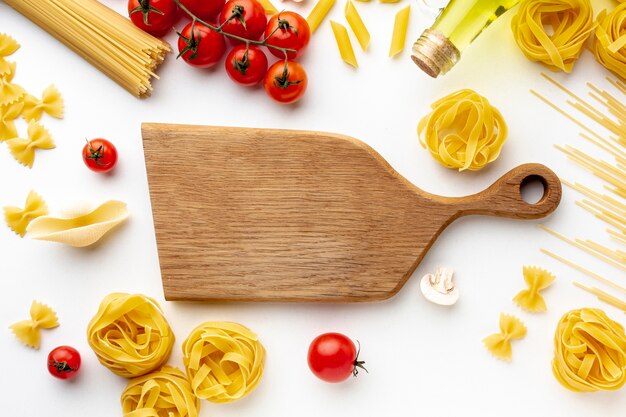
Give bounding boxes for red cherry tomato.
[263,60,307,104]
[47,346,81,380]
[128,0,178,37]
[264,12,311,60]
[307,333,367,383]
[178,0,225,21]
[83,138,118,173]
[225,45,268,86]
[218,0,267,44]
[177,22,226,68]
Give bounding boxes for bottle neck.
[411,29,460,78]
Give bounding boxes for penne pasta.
[307,0,336,33]
[345,0,370,51]
[257,0,278,15]
[330,20,358,68]
[389,5,410,57]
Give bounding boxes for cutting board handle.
[448,163,562,220]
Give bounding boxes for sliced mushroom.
[420,267,459,306]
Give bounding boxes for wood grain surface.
[142,123,562,302]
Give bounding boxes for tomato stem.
[48,359,77,374]
[129,0,164,26]
[352,340,368,377]
[172,0,296,55]
[85,139,107,167]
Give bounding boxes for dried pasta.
[0,101,24,141]
[307,0,336,33]
[389,5,410,57]
[5,121,55,168]
[345,0,370,51]
[513,266,556,312]
[257,0,278,14]
[87,293,174,378]
[418,89,508,171]
[0,33,19,76]
[4,0,170,98]
[511,0,594,72]
[121,366,200,417]
[182,321,265,403]
[9,300,59,349]
[4,190,48,237]
[483,313,527,361]
[330,21,358,68]
[592,3,626,81]
[0,61,25,107]
[27,200,129,247]
[552,308,626,392]
[22,85,64,121]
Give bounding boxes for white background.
[1,0,625,415]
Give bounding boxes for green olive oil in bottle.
[412,0,521,77]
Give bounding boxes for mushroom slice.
[420,267,459,305]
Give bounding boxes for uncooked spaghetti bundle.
[418,89,507,171]
[87,293,175,378]
[511,0,595,72]
[182,321,265,403]
[592,3,626,81]
[4,0,170,98]
[552,308,626,392]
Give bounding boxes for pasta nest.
[418,89,508,171]
[511,0,595,72]
[592,3,626,81]
[87,293,175,378]
[182,321,265,403]
[121,366,200,417]
[552,308,626,392]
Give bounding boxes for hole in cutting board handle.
[520,174,547,205]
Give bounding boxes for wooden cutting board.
[142,123,561,302]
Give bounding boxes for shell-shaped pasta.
[6,121,55,168]
[0,61,25,107]
[9,300,59,349]
[26,200,128,247]
[22,85,64,121]
[182,321,265,403]
[513,266,556,312]
[87,293,175,378]
[4,190,48,237]
[552,308,626,392]
[483,313,527,361]
[0,101,24,141]
[592,4,626,81]
[121,366,200,417]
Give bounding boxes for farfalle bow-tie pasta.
[0,33,19,76]
[9,300,59,349]
[553,308,626,392]
[183,321,266,403]
[4,190,48,237]
[6,120,55,168]
[0,100,23,141]
[483,313,527,361]
[121,366,200,417]
[513,266,556,312]
[22,85,64,121]
[0,61,25,107]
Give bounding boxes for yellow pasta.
[418,89,508,171]
[345,0,370,51]
[27,200,129,247]
[552,308,626,392]
[9,300,59,349]
[0,61,25,107]
[257,0,278,15]
[121,366,200,417]
[0,33,19,76]
[330,21,358,68]
[87,293,174,378]
[307,0,336,33]
[592,4,626,81]
[21,85,64,121]
[182,321,265,403]
[511,0,594,72]
[4,0,170,98]
[6,121,55,168]
[4,190,48,237]
[0,101,24,141]
[513,266,556,312]
[389,5,410,57]
[483,313,527,361]
[380,0,401,3]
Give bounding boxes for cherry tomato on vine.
[128,0,178,37]
[177,22,226,68]
[47,346,81,380]
[178,0,225,21]
[218,0,267,43]
[308,333,367,383]
[225,45,268,86]
[264,12,311,60]
[263,60,307,104]
[83,138,118,173]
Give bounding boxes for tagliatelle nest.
[592,3,626,81]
